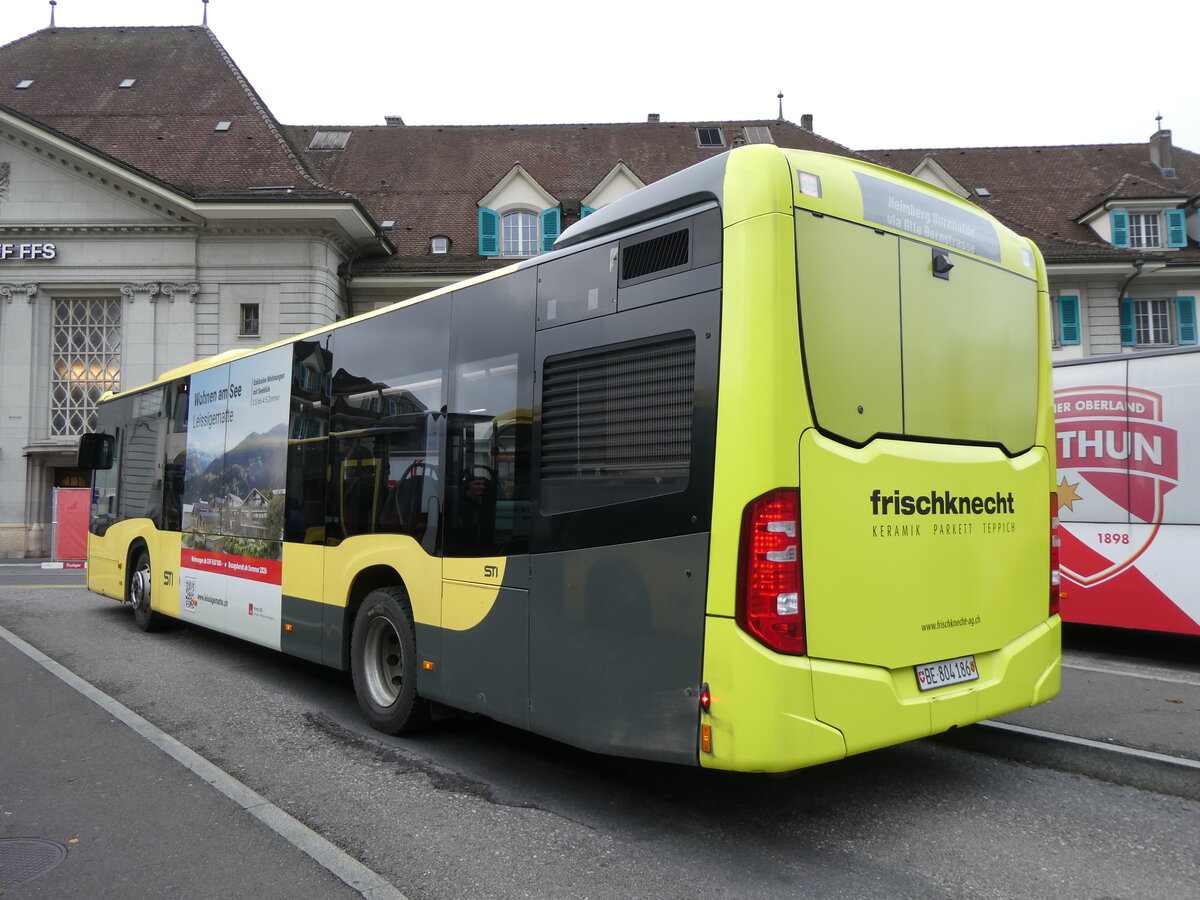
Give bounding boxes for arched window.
[502,210,538,257]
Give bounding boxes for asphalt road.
[2,571,1197,899]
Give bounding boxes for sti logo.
[1054,385,1179,584]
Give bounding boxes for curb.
[937,720,1200,802]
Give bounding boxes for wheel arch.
[125,536,150,594]
[336,564,409,670]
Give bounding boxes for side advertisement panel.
[1054,352,1200,635]
[180,346,291,649]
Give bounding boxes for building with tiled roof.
[3,21,1199,556]
[284,117,854,302]
[0,23,859,556]
[866,137,1200,359]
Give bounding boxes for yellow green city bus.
[78,144,1061,772]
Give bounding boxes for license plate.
[915,654,979,692]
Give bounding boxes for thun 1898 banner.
[1054,348,1200,635]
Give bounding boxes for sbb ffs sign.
[0,242,57,260]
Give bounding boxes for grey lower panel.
[434,586,530,728]
[281,594,325,664]
[529,533,709,765]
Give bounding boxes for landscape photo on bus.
[78,144,1061,773]
[1054,346,1200,636]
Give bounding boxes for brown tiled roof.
[288,120,863,275]
[863,143,1200,264]
[0,26,339,200]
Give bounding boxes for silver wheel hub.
[363,616,403,707]
[130,566,151,612]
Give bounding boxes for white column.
[159,282,199,376]
[0,283,38,556]
[119,282,160,390]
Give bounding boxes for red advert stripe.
[180,548,282,585]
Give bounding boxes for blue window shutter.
[1166,209,1187,248]
[1120,297,1135,346]
[540,207,561,253]
[1111,210,1129,248]
[1057,295,1080,345]
[478,207,499,256]
[581,206,596,218]
[1176,296,1197,345]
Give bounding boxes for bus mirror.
[78,433,115,470]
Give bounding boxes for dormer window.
[503,211,539,257]
[477,165,561,258]
[1110,208,1186,248]
[1128,213,1161,248]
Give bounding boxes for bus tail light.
[736,488,806,655]
[1050,493,1061,618]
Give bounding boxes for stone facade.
[0,116,360,557]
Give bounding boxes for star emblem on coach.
[1057,477,1082,512]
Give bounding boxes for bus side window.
[326,301,449,548]
[162,381,189,532]
[444,271,534,558]
[286,338,333,544]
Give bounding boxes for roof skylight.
[308,131,351,151]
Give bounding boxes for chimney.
[800,113,813,131]
[385,115,405,126]
[647,113,660,123]
[1150,129,1175,175]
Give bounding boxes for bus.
[78,144,1061,772]
[1055,347,1200,635]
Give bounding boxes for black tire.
[350,586,430,734]
[128,547,165,632]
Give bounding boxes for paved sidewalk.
[0,631,392,899]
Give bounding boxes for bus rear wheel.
[350,587,430,734]
[128,548,164,632]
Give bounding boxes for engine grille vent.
[540,333,695,510]
[621,229,689,281]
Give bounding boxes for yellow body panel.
[700,145,1059,771]
[707,211,808,621]
[86,521,182,618]
[320,535,441,626]
[441,556,508,631]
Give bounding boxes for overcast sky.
[4,0,1198,154]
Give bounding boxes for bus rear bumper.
[699,616,1061,772]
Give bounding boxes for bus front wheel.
[128,548,164,632]
[350,587,430,734]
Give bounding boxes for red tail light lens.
[1050,492,1061,618]
[736,488,806,655]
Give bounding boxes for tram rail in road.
[938,639,1200,802]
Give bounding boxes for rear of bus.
[700,146,1060,771]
